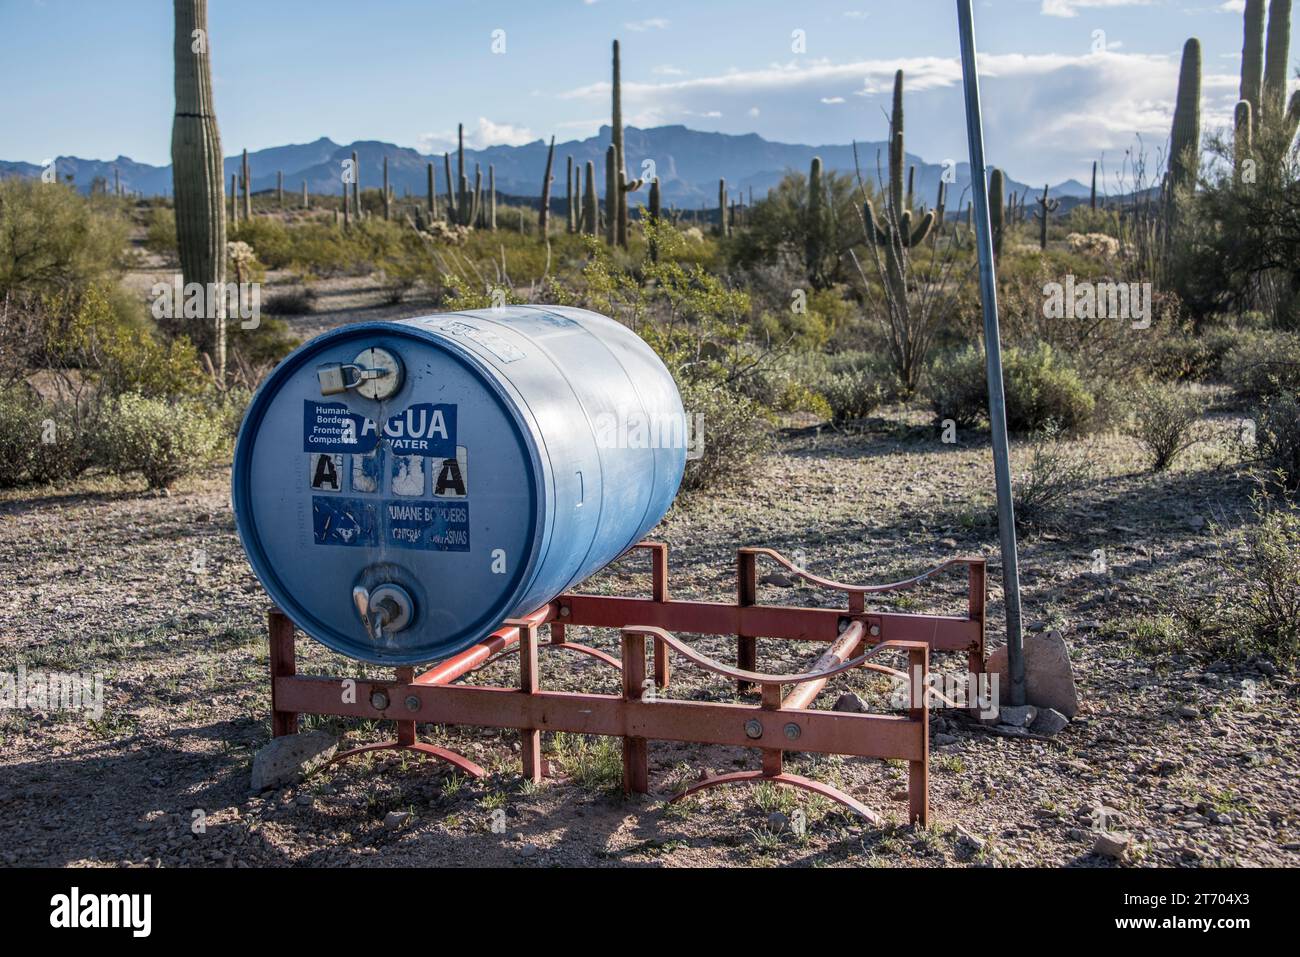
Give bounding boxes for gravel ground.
[1,412,1296,868]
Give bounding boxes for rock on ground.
[250,731,338,791]
[987,631,1080,718]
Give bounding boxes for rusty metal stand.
[267,542,985,827]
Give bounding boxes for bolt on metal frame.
[267,541,986,826]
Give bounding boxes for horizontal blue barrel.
[233,306,686,664]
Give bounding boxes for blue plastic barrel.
[232,306,687,664]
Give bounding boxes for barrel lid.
[233,321,544,663]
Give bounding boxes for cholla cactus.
[170,0,227,377]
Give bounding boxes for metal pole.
[955,0,1025,706]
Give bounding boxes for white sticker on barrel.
[391,455,425,497]
[432,446,469,498]
[351,448,384,493]
[309,453,343,491]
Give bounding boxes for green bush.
[0,178,128,298]
[928,343,1096,434]
[927,346,988,429]
[1223,330,1300,399]
[1254,391,1300,492]
[679,381,772,492]
[0,388,96,487]
[143,206,177,261]
[821,369,885,423]
[98,393,225,489]
[1125,381,1206,472]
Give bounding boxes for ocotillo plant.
[717,178,728,237]
[989,168,1005,263]
[1033,184,1060,250]
[647,177,661,263]
[170,0,227,377]
[583,160,598,237]
[382,156,390,220]
[539,135,556,235]
[241,148,251,219]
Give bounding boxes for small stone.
[1177,705,1201,720]
[832,692,868,714]
[295,793,315,807]
[250,731,338,791]
[933,732,958,746]
[1029,708,1069,737]
[953,826,985,852]
[383,810,411,830]
[1211,812,1234,826]
[519,843,539,858]
[759,572,794,587]
[1076,620,1103,632]
[1093,831,1131,860]
[767,812,789,831]
[996,705,1038,728]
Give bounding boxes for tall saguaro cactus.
[611,40,626,246]
[605,146,617,244]
[1263,0,1292,122]
[488,165,497,231]
[1033,184,1060,250]
[170,0,227,378]
[566,156,576,233]
[351,149,359,220]
[241,148,251,220]
[647,177,662,263]
[863,70,934,250]
[1168,38,1202,207]
[539,135,556,235]
[805,157,828,284]
[382,156,390,220]
[583,160,598,237]
[717,178,729,237]
[1241,0,1266,117]
[989,168,1005,263]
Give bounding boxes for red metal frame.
[268,542,985,826]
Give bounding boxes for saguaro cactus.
[241,148,251,219]
[1090,161,1098,210]
[989,168,1005,263]
[1169,38,1202,198]
[566,156,576,233]
[443,152,455,222]
[539,135,556,235]
[170,0,227,377]
[647,177,661,263]
[1033,184,1060,250]
[1235,100,1254,171]
[1241,0,1266,117]
[1263,0,1292,122]
[426,162,435,219]
[863,70,933,250]
[382,156,390,220]
[583,160,598,237]
[351,149,359,220]
[302,179,308,209]
[488,165,496,231]
[605,146,617,244]
[276,169,283,208]
[717,178,728,237]
[805,157,828,283]
[230,173,238,224]
[611,40,626,246]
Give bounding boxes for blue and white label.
[304,401,380,455]
[312,496,379,547]
[385,501,470,551]
[384,403,457,457]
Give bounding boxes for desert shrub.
[0,178,128,297]
[143,206,178,262]
[1125,381,1206,471]
[679,380,772,492]
[821,369,885,423]
[1146,327,1239,382]
[1222,497,1300,663]
[0,388,97,487]
[927,346,988,429]
[1223,330,1300,399]
[231,217,294,269]
[263,285,317,316]
[98,393,225,489]
[1002,343,1095,433]
[1253,391,1300,492]
[1012,425,1097,529]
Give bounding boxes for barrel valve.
[352,584,414,644]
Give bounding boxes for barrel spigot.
[352,584,414,643]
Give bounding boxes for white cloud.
[558,49,1246,184]
[1041,0,1157,18]
[418,116,537,152]
[1219,1,1245,11]
[625,18,669,32]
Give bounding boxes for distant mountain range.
[0,125,1096,211]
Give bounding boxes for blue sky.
[0,0,1295,184]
